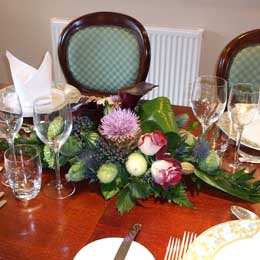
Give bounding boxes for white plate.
[2,83,81,117]
[74,237,155,260]
[184,220,260,260]
[218,112,260,151]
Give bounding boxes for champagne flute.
[190,76,227,134]
[228,83,260,169]
[33,90,75,199]
[0,88,23,186]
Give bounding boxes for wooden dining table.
[0,85,260,260]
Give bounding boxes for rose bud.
[138,130,167,156]
[151,159,182,188]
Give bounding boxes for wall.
[1,0,260,83]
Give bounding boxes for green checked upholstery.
[58,12,150,95]
[228,45,260,86]
[67,26,140,93]
[216,29,260,91]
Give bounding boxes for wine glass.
[0,88,23,186]
[190,76,227,134]
[33,90,75,199]
[228,83,260,169]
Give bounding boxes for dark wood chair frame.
[216,29,260,80]
[58,12,151,96]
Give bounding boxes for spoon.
[231,205,259,220]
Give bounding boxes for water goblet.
[190,76,227,134]
[33,90,75,199]
[0,88,23,186]
[228,83,260,169]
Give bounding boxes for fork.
[164,231,197,260]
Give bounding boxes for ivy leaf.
[101,182,120,200]
[116,188,136,215]
[128,181,148,199]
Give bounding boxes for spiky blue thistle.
[193,138,210,161]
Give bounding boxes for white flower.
[125,152,147,176]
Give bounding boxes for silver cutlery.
[164,231,197,260]
[113,223,142,260]
[231,205,259,220]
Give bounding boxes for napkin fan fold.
[6,51,52,115]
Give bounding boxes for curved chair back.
[216,29,260,89]
[58,12,150,96]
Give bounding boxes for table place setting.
[1,51,260,260]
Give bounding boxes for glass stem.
[54,147,62,189]
[7,135,16,165]
[234,126,243,167]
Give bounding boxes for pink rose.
[138,130,167,156]
[151,158,182,188]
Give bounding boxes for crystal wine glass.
[0,88,23,186]
[33,90,75,199]
[190,76,227,134]
[228,83,260,169]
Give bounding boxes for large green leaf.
[138,97,179,134]
[194,168,260,203]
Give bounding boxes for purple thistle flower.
[193,138,210,161]
[100,108,140,138]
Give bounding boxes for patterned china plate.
[218,112,260,151]
[183,220,260,260]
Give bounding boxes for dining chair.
[216,29,260,90]
[58,12,151,96]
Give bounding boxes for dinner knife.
[113,223,142,260]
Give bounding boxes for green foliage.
[116,188,136,215]
[101,182,120,200]
[60,136,82,157]
[176,113,189,128]
[137,97,179,134]
[43,145,69,169]
[47,116,64,140]
[194,168,260,203]
[65,160,86,182]
[80,130,99,149]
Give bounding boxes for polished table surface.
[0,92,260,259]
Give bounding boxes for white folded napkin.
[6,51,52,115]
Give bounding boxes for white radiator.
[50,18,203,106]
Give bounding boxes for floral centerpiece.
[1,84,260,214]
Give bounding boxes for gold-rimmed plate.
[184,220,260,260]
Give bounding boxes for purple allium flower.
[193,138,210,161]
[100,108,140,138]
